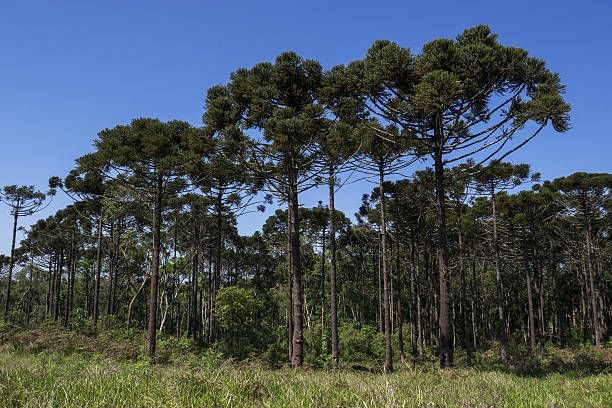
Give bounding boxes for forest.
[0,25,610,407]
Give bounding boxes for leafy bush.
[214,286,262,358]
[337,323,385,364]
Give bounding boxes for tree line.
[1,26,608,371]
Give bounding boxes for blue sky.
[0,0,610,254]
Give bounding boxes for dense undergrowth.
[0,322,610,407]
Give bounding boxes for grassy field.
[0,325,610,407]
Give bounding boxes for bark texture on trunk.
[379,165,393,373]
[491,190,507,362]
[523,233,537,353]
[582,198,601,346]
[434,149,453,368]
[3,210,19,319]
[147,175,163,358]
[328,172,339,365]
[289,166,303,367]
[93,215,103,327]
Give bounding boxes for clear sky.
[0,0,610,254]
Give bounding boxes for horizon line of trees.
[1,25,609,372]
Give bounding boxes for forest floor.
[0,323,610,407]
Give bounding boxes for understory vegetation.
[0,323,610,407]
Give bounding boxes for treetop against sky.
[0,0,610,253]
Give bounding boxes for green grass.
[0,324,610,407]
[0,352,610,407]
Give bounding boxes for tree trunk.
[3,210,19,319]
[409,231,418,357]
[582,198,601,346]
[289,165,303,367]
[320,222,325,332]
[287,205,294,362]
[93,215,103,327]
[46,254,53,317]
[551,256,564,347]
[378,164,393,373]
[395,221,404,363]
[457,214,471,366]
[211,194,223,343]
[107,223,115,316]
[434,148,452,368]
[64,232,75,327]
[470,257,479,350]
[491,189,507,362]
[192,225,199,342]
[377,233,383,334]
[147,175,163,358]
[416,254,423,360]
[127,275,148,331]
[425,248,434,354]
[522,232,537,353]
[54,251,63,321]
[328,170,339,365]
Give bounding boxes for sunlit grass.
[0,351,610,407]
[0,323,610,407]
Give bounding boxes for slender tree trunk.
[328,171,339,366]
[550,256,564,347]
[54,251,63,321]
[192,225,199,342]
[425,249,434,354]
[522,232,537,353]
[212,195,223,343]
[187,266,192,338]
[93,215,103,327]
[3,210,19,319]
[147,176,163,358]
[64,233,75,327]
[434,147,453,368]
[46,254,53,317]
[533,244,545,346]
[394,222,404,364]
[70,254,75,326]
[580,259,588,341]
[377,233,383,334]
[287,205,294,362]
[320,223,325,331]
[107,223,114,315]
[127,275,148,331]
[289,165,303,367]
[470,257,479,350]
[416,252,423,359]
[206,247,213,341]
[491,189,507,362]
[409,231,418,357]
[378,164,393,373]
[582,199,601,346]
[457,213,471,366]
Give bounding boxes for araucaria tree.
[49,160,107,327]
[205,52,326,367]
[339,25,570,367]
[1,185,51,318]
[471,160,537,361]
[91,118,197,358]
[552,173,612,346]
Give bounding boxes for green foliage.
[214,287,260,333]
[338,323,386,364]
